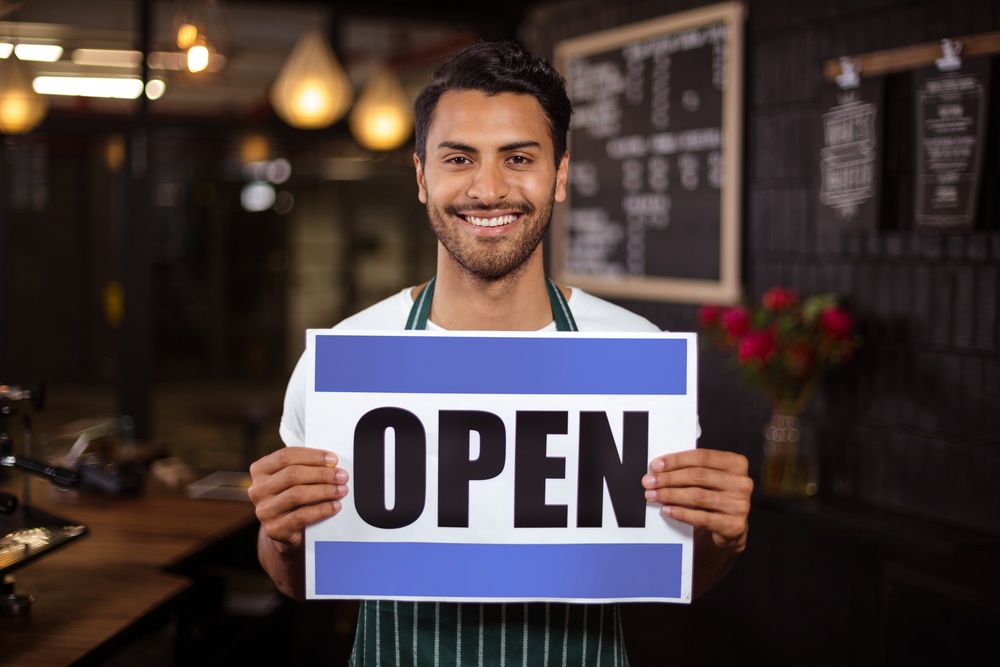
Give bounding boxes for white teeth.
[466,214,518,227]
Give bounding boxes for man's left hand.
[642,449,752,595]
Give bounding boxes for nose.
[466,162,509,206]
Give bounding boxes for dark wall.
[0,122,299,388]
[0,135,107,384]
[528,0,1000,535]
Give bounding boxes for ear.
[414,153,427,204]
[554,151,569,203]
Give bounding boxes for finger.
[250,447,338,477]
[260,499,343,546]
[661,504,748,546]
[650,449,748,476]
[275,478,350,507]
[255,481,349,536]
[269,462,349,491]
[650,484,750,516]
[253,477,349,520]
[248,464,348,508]
[642,465,751,495]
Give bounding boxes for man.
[249,41,751,665]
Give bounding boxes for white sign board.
[304,330,697,603]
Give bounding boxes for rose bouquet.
[698,286,860,417]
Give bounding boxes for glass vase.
[760,414,819,499]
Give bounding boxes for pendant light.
[270,28,353,130]
[172,0,232,74]
[0,53,47,134]
[176,22,199,50]
[348,64,414,151]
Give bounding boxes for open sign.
[304,331,698,603]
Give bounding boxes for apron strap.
[546,277,578,332]
[405,277,436,331]
[406,277,577,332]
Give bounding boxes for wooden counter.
[0,475,257,666]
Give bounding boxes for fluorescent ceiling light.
[72,49,142,68]
[147,51,185,70]
[0,43,11,59]
[13,44,64,62]
[33,76,146,99]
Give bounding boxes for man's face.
[415,90,569,282]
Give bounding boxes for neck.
[429,247,553,331]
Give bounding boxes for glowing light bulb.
[187,44,210,73]
[177,23,198,50]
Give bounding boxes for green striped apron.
[404,277,578,332]
[348,278,629,666]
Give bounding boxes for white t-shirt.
[279,285,660,447]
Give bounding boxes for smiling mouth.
[463,213,520,228]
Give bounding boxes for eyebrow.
[436,140,543,153]
[499,140,542,152]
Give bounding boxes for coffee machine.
[0,383,87,616]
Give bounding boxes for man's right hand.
[248,447,350,552]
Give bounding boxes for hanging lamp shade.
[270,28,353,130]
[0,54,48,134]
[349,64,414,151]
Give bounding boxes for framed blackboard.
[913,57,990,230]
[552,2,745,304]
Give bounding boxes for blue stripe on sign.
[314,542,683,599]
[315,335,687,395]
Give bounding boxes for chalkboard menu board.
[817,78,884,231]
[914,57,990,230]
[553,2,744,304]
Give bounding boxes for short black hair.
[413,41,572,167]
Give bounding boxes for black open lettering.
[353,407,426,529]
[514,411,568,528]
[438,410,507,527]
[577,411,648,528]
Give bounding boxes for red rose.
[698,305,723,328]
[820,308,853,339]
[737,330,775,363]
[721,307,750,337]
[762,286,798,311]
